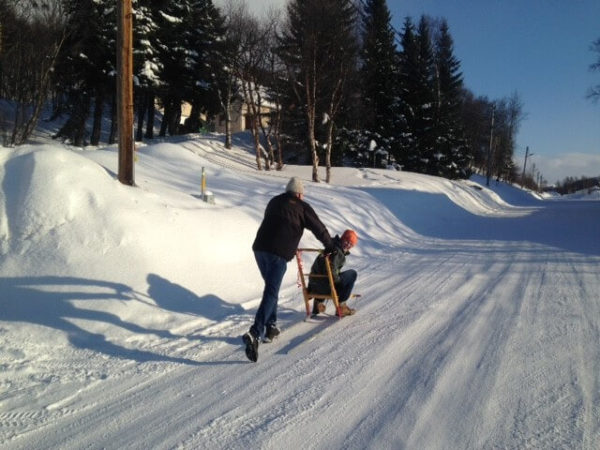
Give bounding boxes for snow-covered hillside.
[1,133,599,449]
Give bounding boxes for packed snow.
[1,132,599,449]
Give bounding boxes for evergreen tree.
[151,0,225,136]
[133,0,163,141]
[359,0,397,135]
[433,19,470,178]
[358,0,402,166]
[398,16,471,178]
[396,16,421,171]
[184,0,227,133]
[53,0,226,143]
[413,16,437,175]
[54,0,115,146]
[153,0,193,136]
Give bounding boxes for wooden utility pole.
[521,146,534,187]
[486,103,495,186]
[117,0,134,185]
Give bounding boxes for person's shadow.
[0,276,210,365]
[146,274,245,346]
[147,274,244,320]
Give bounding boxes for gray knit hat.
[286,176,304,195]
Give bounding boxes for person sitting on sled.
[308,229,358,317]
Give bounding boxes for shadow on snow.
[0,275,247,365]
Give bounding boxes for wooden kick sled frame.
[295,248,343,319]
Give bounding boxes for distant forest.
[552,176,600,195]
[0,0,571,188]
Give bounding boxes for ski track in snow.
[1,137,599,449]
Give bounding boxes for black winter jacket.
[252,192,333,261]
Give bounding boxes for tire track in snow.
[342,258,526,448]
[475,249,600,449]
[563,254,600,448]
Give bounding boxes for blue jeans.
[251,251,288,339]
[336,269,357,303]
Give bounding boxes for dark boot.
[242,331,259,362]
[312,299,326,315]
[263,325,281,343]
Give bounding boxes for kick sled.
[295,248,359,319]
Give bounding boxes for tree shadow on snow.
[0,276,216,366]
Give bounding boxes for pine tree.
[184,0,226,133]
[396,16,421,171]
[54,0,115,146]
[359,0,398,137]
[413,16,437,175]
[398,16,471,178]
[133,0,163,141]
[358,0,404,167]
[152,0,194,136]
[433,19,470,178]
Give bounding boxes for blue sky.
[222,0,600,183]
[393,0,600,183]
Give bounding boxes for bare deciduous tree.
[217,0,246,150]
[229,4,284,171]
[279,0,358,182]
[258,8,285,170]
[236,13,270,170]
[0,0,66,146]
[588,37,600,103]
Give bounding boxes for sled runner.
[295,248,360,319]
